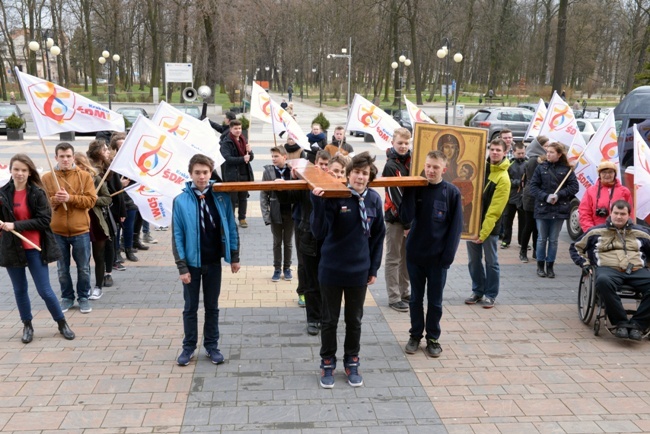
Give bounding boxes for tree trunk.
[551,0,568,97]
[81,0,97,95]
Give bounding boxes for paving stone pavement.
[1,98,650,433]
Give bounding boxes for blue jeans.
[407,261,447,341]
[535,219,564,262]
[182,264,222,352]
[123,209,137,249]
[55,233,91,301]
[467,235,500,299]
[6,250,65,322]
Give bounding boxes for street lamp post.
[391,54,411,112]
[311,67,316,98]
[326,38,352,108]
[28,31,61,81]
[436,38,463,125]
[98,50,120,109]
[265,66,270,89]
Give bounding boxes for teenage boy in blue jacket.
[400,150,463,358]
[172,154,240,366]
[310,152,386,388]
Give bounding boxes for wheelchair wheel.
[578,270,595,324]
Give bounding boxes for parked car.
[171,104,201,119]
[392,109,413,132]
[576,118,603,144]
[116,107,149,125]
[518,103,540,112]
[0,103,26,133]
[575,107,609,119]
[469,107,534,142]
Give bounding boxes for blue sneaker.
[60,298,74,313]
[271,269,281,282]
[319,358,336,388]
[177,349,195,366]
[344,356,363,387]
[283,268,293,281]
[206,348,225,365]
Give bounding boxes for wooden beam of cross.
[211,159,428,197]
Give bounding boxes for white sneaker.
[89,286,103,300]
[143,233,158,244]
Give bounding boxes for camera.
[595,207,608,217]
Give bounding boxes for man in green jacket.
[464,138,511,309]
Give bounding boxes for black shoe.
[125,248,139,262]
[536,261,547,278]
[389,301,409,312]
[307,322,320,336]
[615,327,629,339]
[425,339,442,357]
[133,237,149,250]
[519,252,529,263]
[57,319,75,340]
[546,262,555,278]
[404,337,420,354]
[464,294,483,305]
[103,274,113,287]
[21,320,33,344]
[629,329,643,341]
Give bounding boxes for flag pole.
[39,137,67,211]
[95,169,112,192]
[553,167,574,195]
[0,220,42,251]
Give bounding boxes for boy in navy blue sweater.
[310,152,385,388]
[400,150,463,358]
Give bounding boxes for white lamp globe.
[50,46,61,56]
[391,61,398,70]
[436,49,445,59]
[28,41,40,52]
[98,57,106,64]
[404,59,412,67]
[454,53,463,63]
[112,54,120,62]
[102,50,110,58]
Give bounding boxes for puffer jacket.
[529,160,579,220]
[570,218,650,269]
[0,181,62,267]
[578,179,633,232]
[479,158,511,241]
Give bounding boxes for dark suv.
[469,107,533,142]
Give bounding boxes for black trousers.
[520,209,538,255]
[319,284,366,360]
[503,203,524,246]
[596,267,650,328]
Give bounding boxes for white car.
[576,118,603,143]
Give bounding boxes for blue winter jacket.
[172,181,240,274]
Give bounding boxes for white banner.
[15,67,124,136]
[572,111,620,200]
[345,94,401,150]
[403,96,435,126]
[269,101,310,150]
[524,98,547,140]
[125,184,173,227]
[539,91,586,162]
[151,101,224,168]
[634,124,650,220]
[250,81,272,124]
[108,116,196,198]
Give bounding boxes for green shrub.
[5,113,24,129]
[240,115,250,130]
[464,111,476,127]
[311,112,330,131]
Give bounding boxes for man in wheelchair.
[570,200,650,340]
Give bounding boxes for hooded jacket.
[479,158,511,241]
[529,160,579,220]
[0,181,62,267]
[41,165,97,237]
[522,138,546,212]
[578,179,633,232]
[382,148,411,228]
[570,218,650,270]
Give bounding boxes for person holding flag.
[578,161,632,232]
[220,120,254,228]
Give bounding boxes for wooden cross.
[211,159,428,197]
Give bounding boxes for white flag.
[125,184,173,227]
[571,111,620,200]
[151,101,224,167]
[250,81,272,124]
[0,161,9,188]
[109,116,196,198]
[403,96,435,126]
[539,91,586,157]
[269,101,310,150]
[345,94,401,150]
[14,67,125,136]
[634,124,650,220]
[524,98,547,140]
